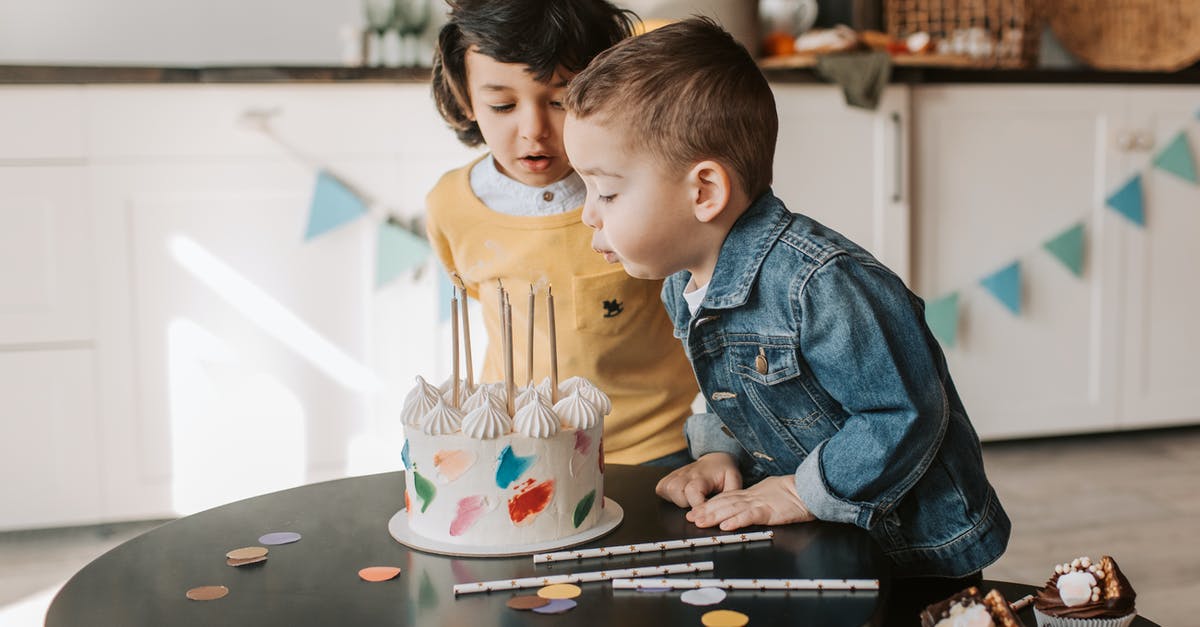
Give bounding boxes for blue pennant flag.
[924,292,960,348]
[305,170,368,240]
[1043,223,1086,277]
[1152,131,1198,184]
[981,261,1021,315]
[1106,175,1144,227]
[375,222,431,288]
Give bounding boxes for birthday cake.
[400,374,609,548]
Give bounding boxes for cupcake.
[920,586,1026,627]
[1032,555,1136,627]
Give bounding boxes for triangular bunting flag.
[1043,223,1086,277]
[1105,175,1145,227]
[305,170,368,240]
[980,261,1021,315]
[1152,131,1198,184]
[925,292,960,348]
[375,221,431,288]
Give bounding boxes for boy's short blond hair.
[565,17,777,199]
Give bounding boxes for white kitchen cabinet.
[1112,88,1200,430]
[774,85,911,281]
[913,85,1200,440]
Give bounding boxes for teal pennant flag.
[1152,131,1198,184]
[924,292,960,348]
[1043,223,1086,277]
[1106,175,1145,227]
[981,261,1021,315]
[305,170,368,240]
[375,221,430,288]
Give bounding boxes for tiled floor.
[2,427,1195,626]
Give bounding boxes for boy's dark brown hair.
[432,0,636,147]
[565,17,777,200]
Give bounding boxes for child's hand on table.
[686,475,816,531]
[655,452,743,508]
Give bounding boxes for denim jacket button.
[755,349,768,375]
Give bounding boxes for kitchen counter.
[4,64,1200,85]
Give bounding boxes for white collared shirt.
[683,278,709,316]
[469,153,586,216]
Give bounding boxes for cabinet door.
[773,85,911,281]
[913,86,1126,440]
[1115,87,1200,429]
[0,166,94,345]
[0,349,102,531]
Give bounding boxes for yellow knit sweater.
[425,158,697,464]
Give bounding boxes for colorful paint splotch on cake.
[401,376,607,547]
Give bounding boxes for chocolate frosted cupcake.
[920,586,1026,627]
[1033,555,1136,627]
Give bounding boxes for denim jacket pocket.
[729,342,801,385]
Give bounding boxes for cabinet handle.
[891,111,903,203]
[1135,131,1155,152]
[1115,131,1135,152]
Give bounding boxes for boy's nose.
[581,197,600,230]
[519,107,550,141]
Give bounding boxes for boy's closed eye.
[488,103,515,113]
[598,194,616,203]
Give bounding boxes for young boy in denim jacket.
[563,18,1010,588]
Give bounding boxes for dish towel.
[814,51,893,110]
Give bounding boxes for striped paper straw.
[452,561,714,596]
[532,531,774,563]
[1009,594,1035,612]
[611,577,880,591]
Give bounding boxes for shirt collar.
[471,153,586,215]
[703,190,792,310]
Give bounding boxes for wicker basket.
[885,0,1043,67]
[1046,0,1200,71]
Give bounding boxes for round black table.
[46,465,1159,626]
[48,465,887,626]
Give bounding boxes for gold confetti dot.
[702,609,750,627]
[538,583,582,599]
[225,546,268,560]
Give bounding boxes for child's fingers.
[683,481,709,508]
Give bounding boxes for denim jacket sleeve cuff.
[793,441,867,527]
[684,413,747,461]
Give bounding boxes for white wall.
[0,0,431,65]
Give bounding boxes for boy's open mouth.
[519,154,553,172]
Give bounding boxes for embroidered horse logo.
[603,299,624,318]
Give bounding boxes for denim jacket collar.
[703,190,792,312]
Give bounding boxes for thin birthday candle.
[532,531,774,563]
[547,284,558,404]
[455,274,473,389]
[452,561,714,596]
[527,284,535,387]
[504,292,515,417]
[610,578,880,591]
[451,293,459,408]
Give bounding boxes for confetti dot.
[506,595,551,610]
[681,588,727,606]
[258,532,302,545]
[701,609,749,627]
[186,585,229,601]
[225,546,268,560]
[537,583,582,599]
[358,566,402,582]
[532,598,578,614]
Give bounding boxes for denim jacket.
[665,191,1010,578]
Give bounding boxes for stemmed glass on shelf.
[392,0,432,67]
[362,0,395,66]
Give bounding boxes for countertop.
[4,64,1200,85]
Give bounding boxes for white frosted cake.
[400,375,609,548]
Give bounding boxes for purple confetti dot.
[258,532,302,545]
[532,599,578,614]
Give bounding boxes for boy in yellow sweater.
[424,0,697,465]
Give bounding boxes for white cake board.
[388,497,623,557]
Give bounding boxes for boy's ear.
[688,160,732,223]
